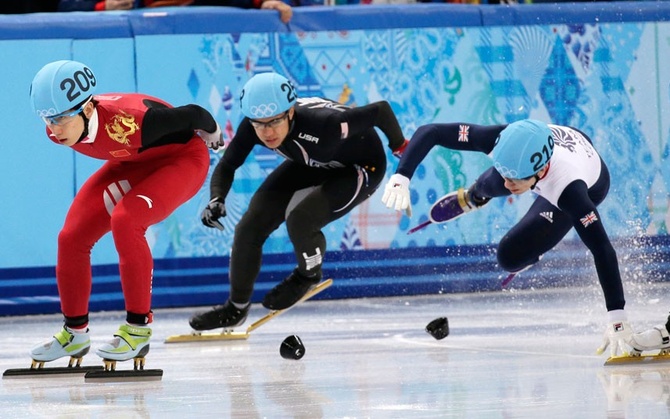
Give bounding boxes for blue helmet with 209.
[239,72,297,119]
[30,60,97,122]
[492,119,554,180]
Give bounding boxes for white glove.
[196,122,224,151]
[596,370,634,415]
[381,173,412,217]
[596,309,633,357]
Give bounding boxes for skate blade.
[3,365,104,378]
[165,278,333,344]
[501,272,517,288]
[246,278,333,333]
[84,368,163,383]
[604,353,670,366]
[164,330,250,343]
[407,220,431,235]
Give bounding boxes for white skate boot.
[629,325,670,355]
[30,326,91,368]
[96,324,152,371]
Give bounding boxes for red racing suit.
[45,93,212,327]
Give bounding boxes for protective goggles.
[41,97,92,126]
[249,111,288,130]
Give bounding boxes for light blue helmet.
[30,60,97,119]
[239,72,297,119]
[492,119,554,179]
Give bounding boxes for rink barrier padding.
[1,236,668,316]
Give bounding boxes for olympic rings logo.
[36,108,59,117]
[494,162,519,179]
[249,103,279,118]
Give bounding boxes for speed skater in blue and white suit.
[382,119,639,358]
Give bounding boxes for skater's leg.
[99,151,207,357]
[190,164,298,330]
[188,190,287,330]
[497,197,572,273]
[263,163,384,310]
[57,164,120,327]
[31,164,133,364]
[111,152,207,323]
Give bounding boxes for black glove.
[201,197,226,231]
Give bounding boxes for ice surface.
[2,283,670,418]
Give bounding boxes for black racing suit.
[210,98,404,303]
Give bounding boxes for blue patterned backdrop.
[134,21,667,259]
[1,4,669,314]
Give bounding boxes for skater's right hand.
[596,309,633,358]
[382,173,412,217]
[201,197,226,231]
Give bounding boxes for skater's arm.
[558,180,632,358]
[396,123,506,179]
[141,104,218,148]
[338,101,405,151]
[558,180,625,312]
[202,148,240,231]
[210,160,236,200]
[209,125,257,200]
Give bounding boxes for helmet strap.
[530,174,540,190]
[530,162,551,190]
[75,112,90,144]
[287,113,295,133]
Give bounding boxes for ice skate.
[31,326,91,366]
[629,324,670,354]
[96,324,152,365]
[165,278,333,343]
[604,323,670,366]
[85,324,162,382]
[262,269,321,311]
[408,187,489,234]
[430,188,479,223]
[4,326,102,378]
[189,299,250,331]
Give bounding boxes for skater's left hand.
[382,173,412,217]
[596,309,633,357]
[196,122,224,151]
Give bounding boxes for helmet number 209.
[60,67,97,103]
[530,135,554,172]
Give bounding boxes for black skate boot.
[189,300,250,331]
[262,269,321,310]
